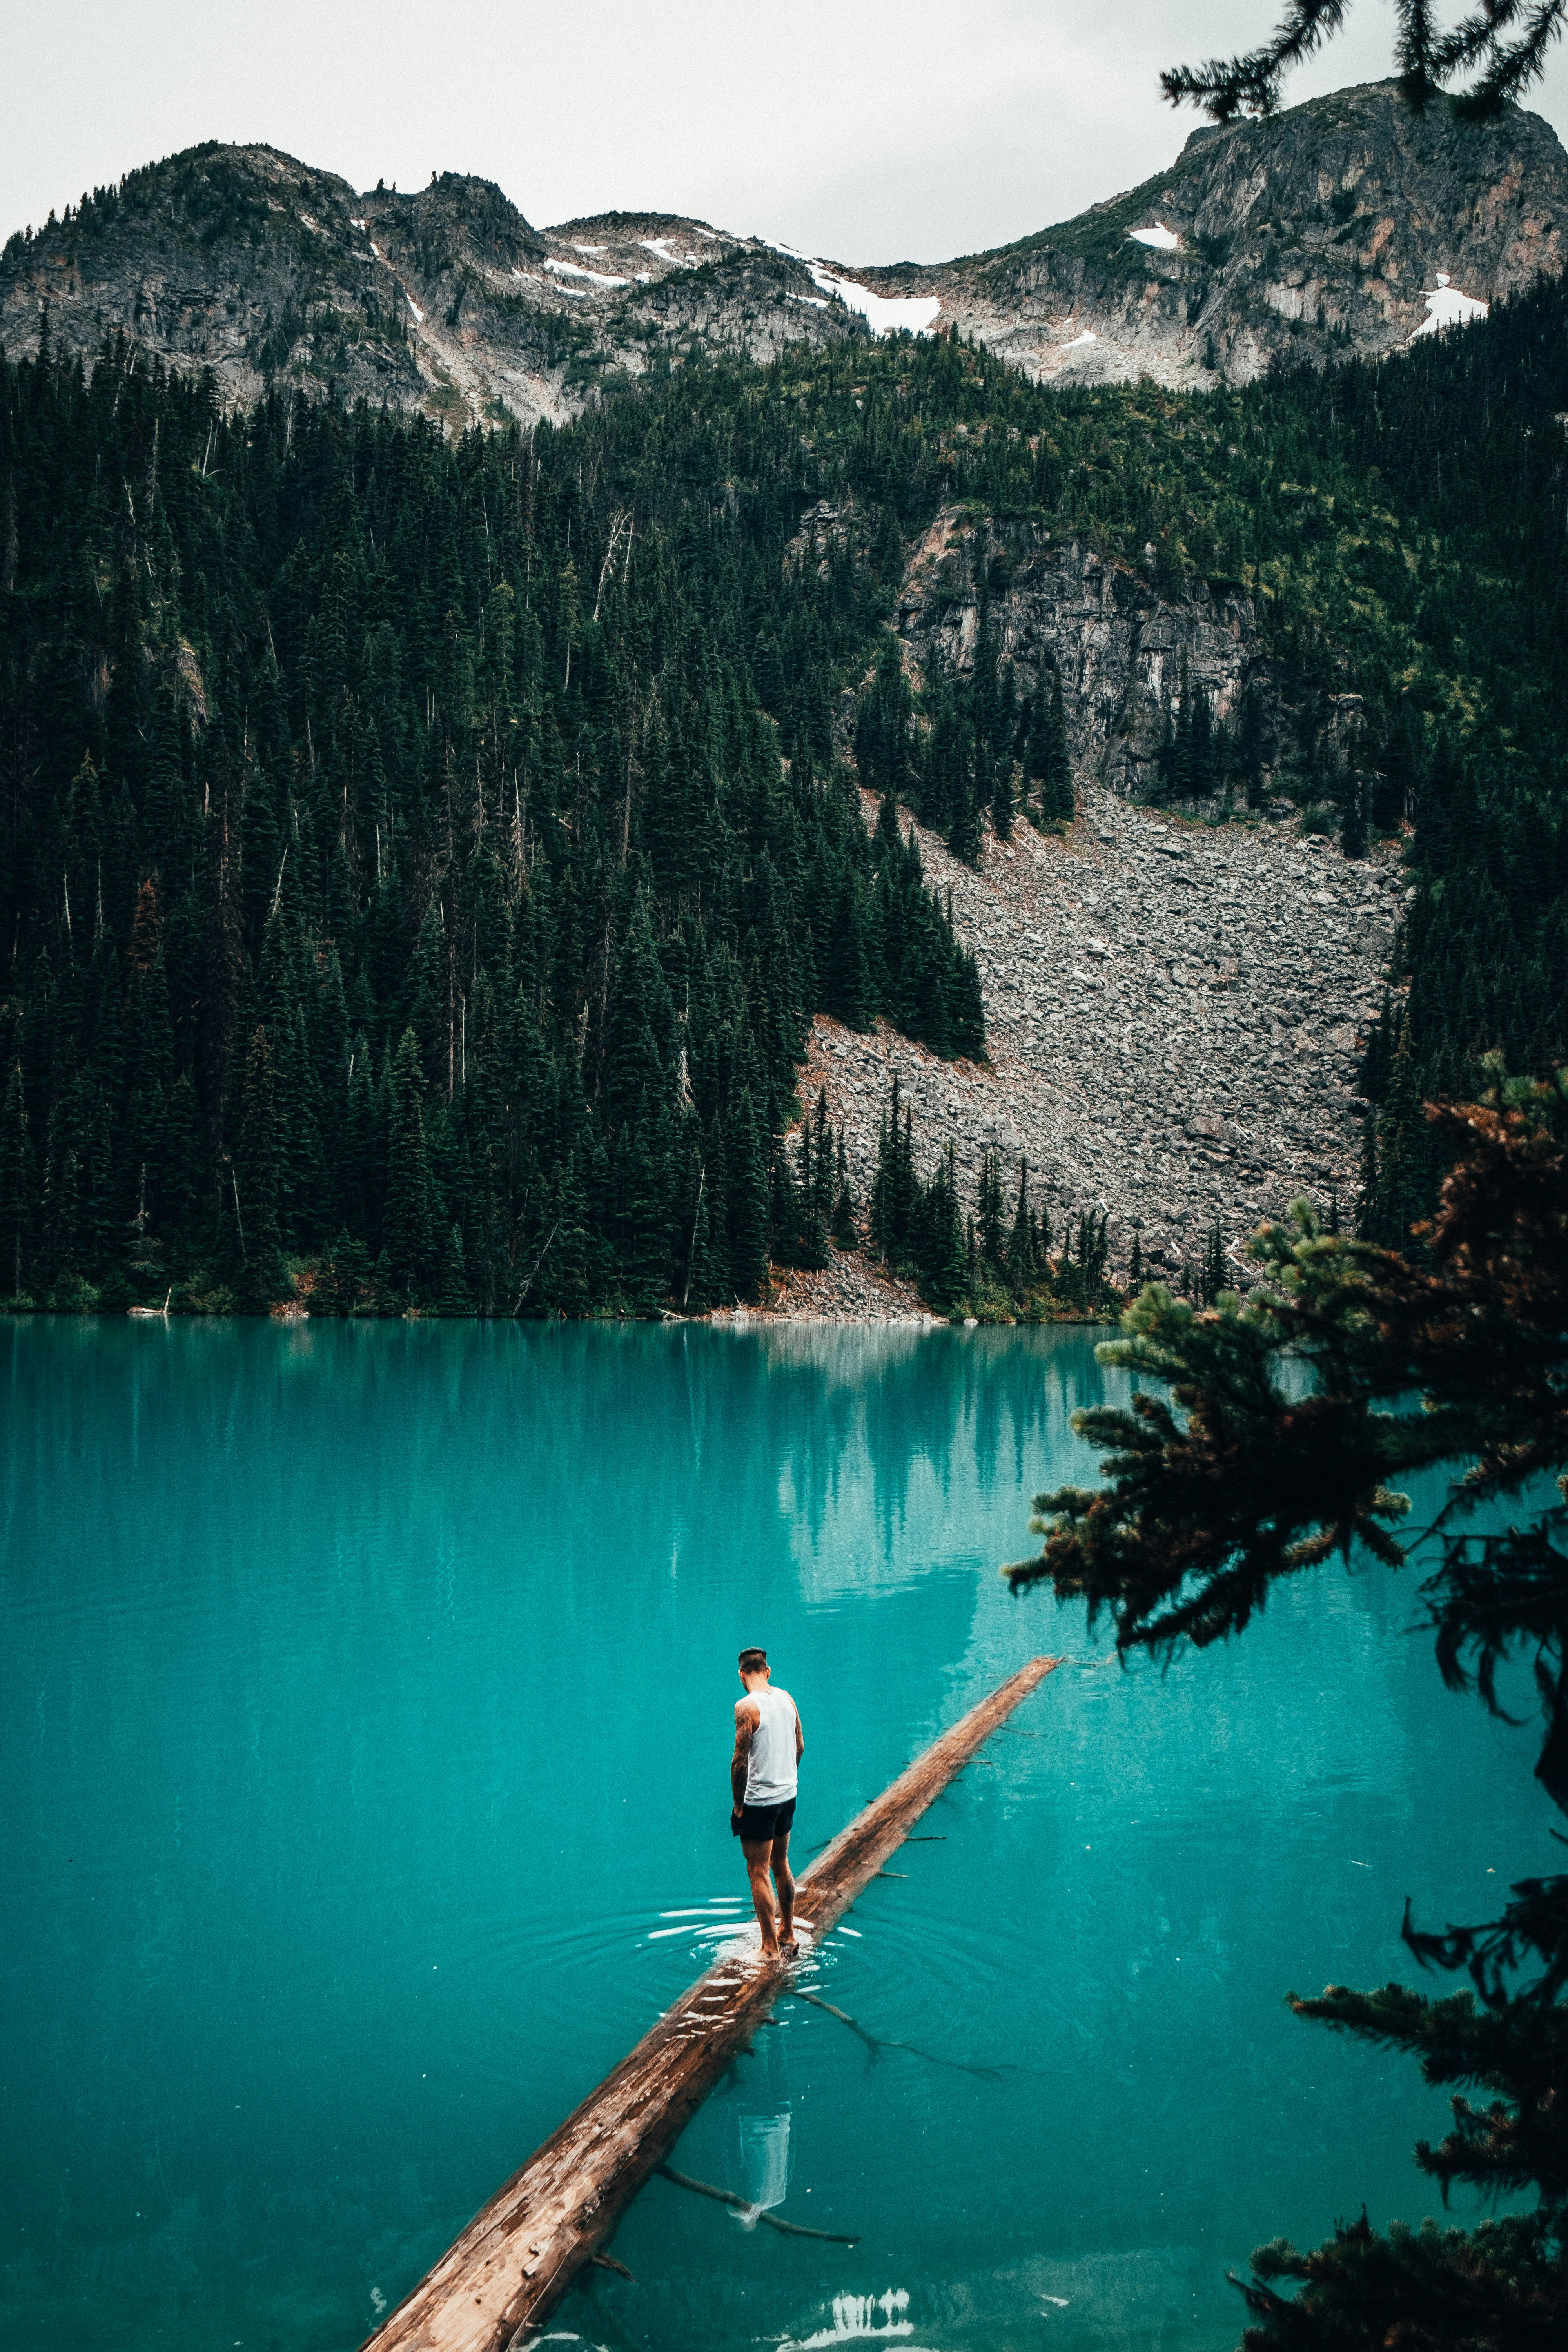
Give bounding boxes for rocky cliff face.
[894,503,1355,805]
[866,79,1568,387]
[5,81,1564,426]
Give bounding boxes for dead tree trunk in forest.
[361,1655,1061,2352]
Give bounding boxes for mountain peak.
[864,77,1568,388]
[4,80,1564,427]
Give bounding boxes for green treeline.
[3,272,1568,1313]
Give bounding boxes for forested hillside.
[2,269,1567,1315]
[0,336,987,1316]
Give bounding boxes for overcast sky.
[7,1,1568,265]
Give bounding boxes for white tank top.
[743,1684,798,1804]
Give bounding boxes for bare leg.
[771,1831,796,1953]
[742,1838,780,1957]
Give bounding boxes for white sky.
[5,1,1567,266]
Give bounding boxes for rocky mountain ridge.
[869,78,1568,388]
[0,145,857,430]
[4,80,1564,429]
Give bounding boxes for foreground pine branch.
[1006,1062,1568,2342]
[1164,0,1567,122]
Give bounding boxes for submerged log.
[361,1654,1062,2352]
[654,2162,860,2243]
[789,1985,1007,2078]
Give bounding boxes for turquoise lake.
[2,1316,1553,2352]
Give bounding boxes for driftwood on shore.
[360,1654,1062,2352]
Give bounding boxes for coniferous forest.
[4,266,1568,1314]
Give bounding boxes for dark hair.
[737,1647,768,1674]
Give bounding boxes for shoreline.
[2,1267,1122,1333]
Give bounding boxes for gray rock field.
[800,791,1400,1285]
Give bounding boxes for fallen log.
[360,1654,1062,2352]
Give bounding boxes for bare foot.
[758,1938,781,1962]
[779,1936,799,1958]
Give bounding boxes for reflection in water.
[782,2287,915,2348]
[730,2013,793,2223]
[735,2107,793,2222]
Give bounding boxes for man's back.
[742,1684,798,1805]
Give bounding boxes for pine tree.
[869,1075,917,1261]
[832,1134,858,1250]
[1239,681,1269,810]
[1008,1158,1034,1284]
[920,1145,969,1312]
[1042,675,1074,825]
[233,1025,289,1313]
[825,872,873,1032]
[436,1221,473,1314]
[947,772,983,869]
[383,1028,436,1304]
[991,755,1016,842]
[0,1067,35,1299]
[978,1149,1005,1264]
[727,1088,772,1301]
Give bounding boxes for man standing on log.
[731,1648,804,1960]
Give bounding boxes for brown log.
[360,1655,1062,2352]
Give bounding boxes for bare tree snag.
[360,1655,1062,2352]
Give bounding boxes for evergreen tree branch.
[1162,0,1566,119]
[1007,1069,1568,2337]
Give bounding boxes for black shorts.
[732,1797,796,1843]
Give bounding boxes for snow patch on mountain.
[764,239,940,337]
[1127,221,1180,251]
[814,267,941,336]
[640,236,702,266]
[545,257,630,287]
[1410,271,1489,339]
